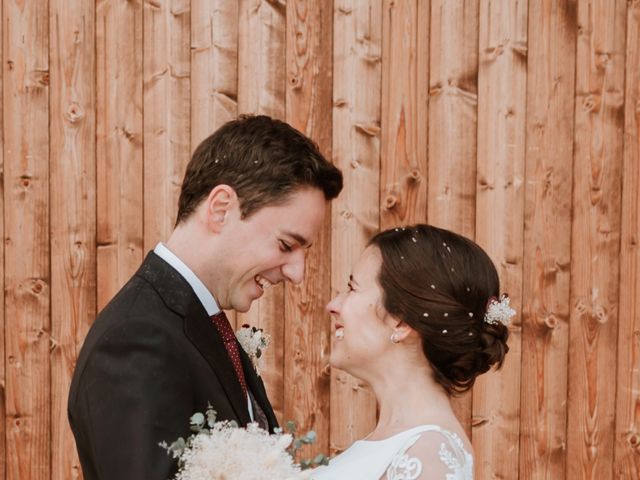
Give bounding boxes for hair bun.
[480,321,509,369]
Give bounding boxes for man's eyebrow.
[284,231,312,248]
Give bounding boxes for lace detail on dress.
[437,431,474,480]
[386,427,473,480]
[385,452,422,480]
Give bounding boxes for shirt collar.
[153,242,221,316]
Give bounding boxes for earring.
[390,332,400,344]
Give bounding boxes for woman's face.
[326,246,396,377]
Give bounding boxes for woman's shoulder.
[386,425,473,480]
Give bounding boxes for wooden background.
[0,0,639,478]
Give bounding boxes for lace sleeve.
[385,428,473,480]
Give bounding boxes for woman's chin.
[328,353,345,371]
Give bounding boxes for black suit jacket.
[68,252,278,480]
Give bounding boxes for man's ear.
[204,185,237,233]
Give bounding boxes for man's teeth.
[335,328,344,340]
[255,275,272,290]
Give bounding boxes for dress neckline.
[357,424,446,444]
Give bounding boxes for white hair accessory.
[484,295,516,326]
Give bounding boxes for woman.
[312,224,512,480]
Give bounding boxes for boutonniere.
[235,324,270,375]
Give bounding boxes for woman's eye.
[279,240,293,252]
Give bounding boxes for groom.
[68,115,343,480]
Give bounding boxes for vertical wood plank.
[427,0,479,438]
[519,1,577,479]
[330,0,381,454]
[238,0,286,118]
[143,0,191,251]
[473,0,528,478]
[380,0,428,229]
[191,0,238,148]
[0,0,5,477]
[284,0,333,458]
[3,0,50,478]
[237,0,287,422]
[96,0,144,311]
[49,1,96,479]
[615,2,640,477]
[567,1,626,479]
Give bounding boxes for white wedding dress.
[311,425,473,480]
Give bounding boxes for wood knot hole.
[384,195,398,210]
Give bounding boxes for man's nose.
[282,249,305,284]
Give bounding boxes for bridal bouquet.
[162,408,327,480]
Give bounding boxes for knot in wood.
[408,169,421,181]
[544,315,558,329]
[384,194,398,210]
[628,432,640,449]
[65,102,85,123]
[289,75,300,89]
[583,95,598,112]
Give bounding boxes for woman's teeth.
[255,275,272,291]
[335,328,344,340]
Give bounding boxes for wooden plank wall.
[0,1,639,478]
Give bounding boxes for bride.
[311,224,512,480]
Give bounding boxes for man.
[68,115,343,479]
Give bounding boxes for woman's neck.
[367,363,457,439]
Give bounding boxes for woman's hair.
[369,224,509,395]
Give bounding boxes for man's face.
[216,187,326,312]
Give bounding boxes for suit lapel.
[183,298,252,426]
[137,252,259,427]
[238,347,278,431]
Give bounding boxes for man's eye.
[279,240,293,252]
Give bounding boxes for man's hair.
[176,115,343,224]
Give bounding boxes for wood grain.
[473,0,528,478]
[49,1,96,479]
[237,0,287,423]
[427,0,479,438]
[0,2,5,477]
[191,0,238,147]
[284,0,333,459]
[567,1,626,479]
[330,0,381,454]
[519,2,577,479]
[380,0,428,229]
[3,0,51,477]
[143,0,190,251]
[615,3,640,477]
[96,0,144,311]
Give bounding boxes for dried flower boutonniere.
[235,324,270,375]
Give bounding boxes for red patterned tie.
[210,311,248,398]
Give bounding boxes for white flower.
[236,325,271,375]
[484,295,516,326]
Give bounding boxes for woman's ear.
[391,321,414,343]
[204,185,237,232]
